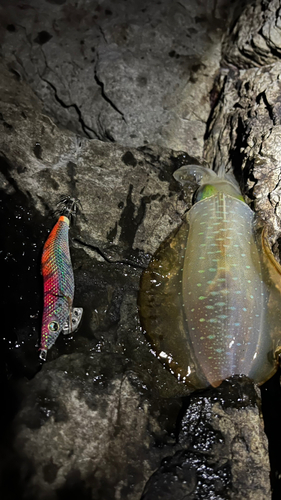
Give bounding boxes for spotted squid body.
[139,165,281,389]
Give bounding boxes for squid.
[138,165,281,390]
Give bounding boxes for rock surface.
[0,0,229,154]
[142,377,270,500]
[0,54,272,499]
[3,373,269,500]
[0,0,280,499]
[205,7,281,247]
[6,355,180,500]
[223,0,281,68]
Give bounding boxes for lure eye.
[194,184,217,203]
[48,321,59,332]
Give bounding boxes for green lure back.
[138,165,281,389]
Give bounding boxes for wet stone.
[5,354,182,500]
[142,376,270,500]
[0,1,279,499]
[141,451,230,500]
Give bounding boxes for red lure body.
[39,215,74,359]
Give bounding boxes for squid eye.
[194,184,217,203]
[48,321,59,332]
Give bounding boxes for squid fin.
[138,220,208,390]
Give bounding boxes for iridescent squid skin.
[138,165,281,390]
[39,199,83,361]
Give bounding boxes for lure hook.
[54,195,82,224]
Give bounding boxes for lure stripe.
[40,215,74,353]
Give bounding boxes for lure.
[138,165,281,389]
[39,196,83,361]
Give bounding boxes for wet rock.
[0,1,279,499]
[5,353,181,500]
[142,377,271,500]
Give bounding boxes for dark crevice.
[94,69,127,123]
[40,42,96,141]
[229,115,252,194]
[73,238,114,263]
[204,74,227,142]
[40,77,101,140]
[96,112,116,142]
[257,27,281,60]
[236,44,261,68]
[275,7,281,28]
[261,369,281,500]
[73,238,146,269]
[98,25,108,44]
[256,90,276,125]
[104,129,115,142]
